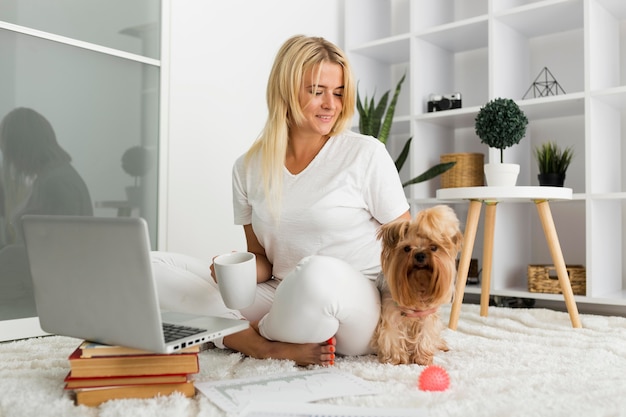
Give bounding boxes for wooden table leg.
[449,200,482,330]
[480,202,497,317]
[534,200,582,328]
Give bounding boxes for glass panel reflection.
[0,108,93,320]
[0,0,161,59]
[0,28,159,324]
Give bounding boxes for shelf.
[417,16,488,52]
[588,192,626,200]
[590,87,626,108]
[462,286,481,296]
[498,287,626,306]
[412,0,488,29]
[585,290,626,306]
[518,93,585,119]
[344,0,411,46]
[347,0,626,310]
[595,0,626,18]
[495,0,584,38]
[387,117,411,135]
[414,93,585,128]
[348,35,410,64]
[414,107,478,128]
[492,286,590,303]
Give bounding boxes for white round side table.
[436,186,581,329]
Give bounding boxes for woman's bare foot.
[223,323,336,366]
[286,337,336,366]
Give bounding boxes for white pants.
[151,253,380,356]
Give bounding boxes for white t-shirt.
[232,130,410,280]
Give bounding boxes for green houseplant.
[534,141,574,187]
[122,146,152,186]
[121,146,153,205]
[474,97,528,186]
[356,73,455,188]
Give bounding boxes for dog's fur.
[372,205,462,365]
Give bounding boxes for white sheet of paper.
[195,369,382,413]
[239,402,427,417]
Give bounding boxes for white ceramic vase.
[125,185,142,206]
[484,163,520,187]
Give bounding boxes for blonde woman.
[153,35,410,366]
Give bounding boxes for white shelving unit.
[345,0,626,308]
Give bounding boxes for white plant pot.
[125,185,142,206]
[484,163,520,187]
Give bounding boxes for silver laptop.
[21,215,248,354]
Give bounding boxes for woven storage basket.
[527,264,586,295]
[440,153,484,188]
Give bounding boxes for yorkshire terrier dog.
[372,205,462,365]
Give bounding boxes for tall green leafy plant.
[356,74,454,187]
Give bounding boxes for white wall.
[164,0,343,259]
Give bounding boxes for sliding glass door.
[0,1,161,341]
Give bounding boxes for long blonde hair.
[246,35,356,216]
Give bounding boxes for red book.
[64,371,190,389]
[67,346,199,378]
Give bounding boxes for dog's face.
[377,205,462,314]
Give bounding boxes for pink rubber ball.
[418,365,450,392]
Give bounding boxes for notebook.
[21,215,249,354]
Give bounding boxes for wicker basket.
[527,264,586,295]
[440,153,484,188]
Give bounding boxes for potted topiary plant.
[474,97,528,186]
[357,73,455,187]
[534,141,574,187]
[121,145,153,205]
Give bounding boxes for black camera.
[427,93,462,112]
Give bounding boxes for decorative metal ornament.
[523,67,566,99]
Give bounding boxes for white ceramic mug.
[214,252,257,310]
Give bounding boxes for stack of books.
[64,341,200,406]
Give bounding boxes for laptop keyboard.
[162,322,205,343]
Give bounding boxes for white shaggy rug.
[1,303,626,417]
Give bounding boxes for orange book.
[78,341,200,358]
[64,371,189,389]
[68,347,199,378]
[73,381,195,407]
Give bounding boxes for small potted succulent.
[475,97,528,186]
[534,141,574,187]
